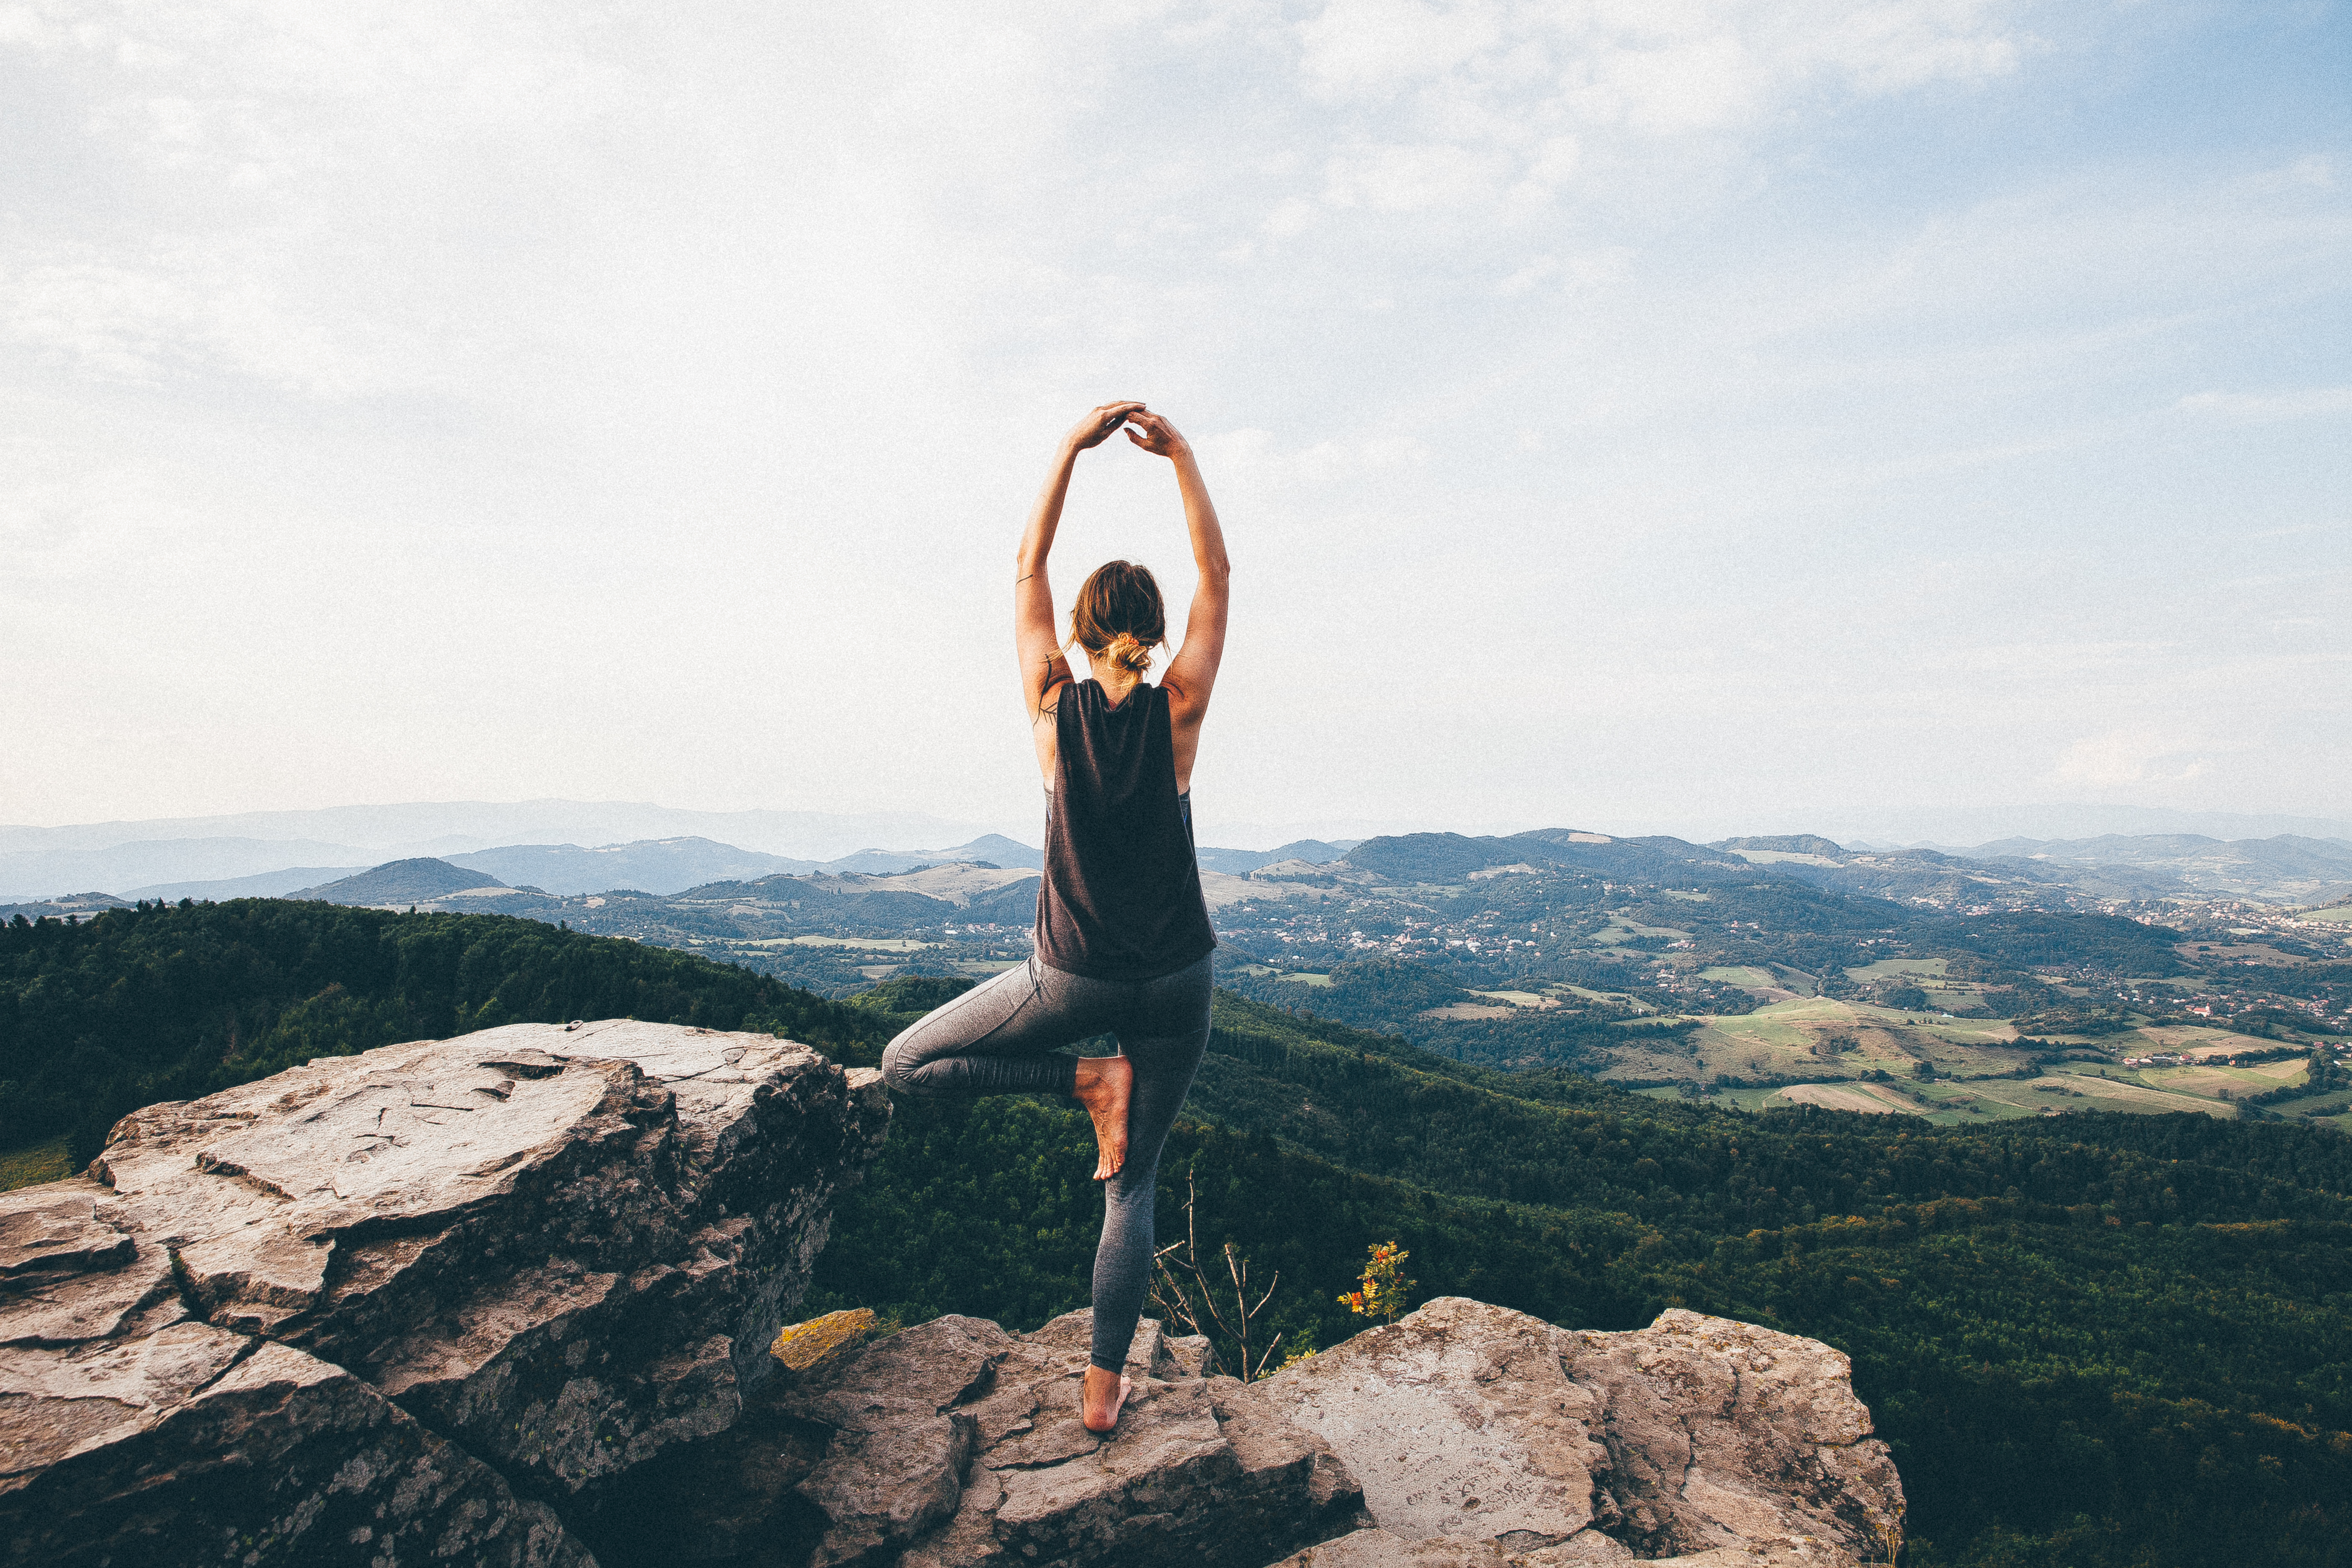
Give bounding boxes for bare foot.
[1082,1367,1132,1433]
[1072,1054,1133,1180]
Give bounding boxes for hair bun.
[1069,560,1167,674]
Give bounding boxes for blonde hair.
[1068,560,1166,676]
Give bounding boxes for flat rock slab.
[1252,1300,1903,1568]
[0,1019,890,1568]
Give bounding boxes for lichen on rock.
[774,1307,879,1377]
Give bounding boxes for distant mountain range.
[0,831,1036,902]
[1714,832,2352,906]
[0,823,1343,904]
[1954,833,2352,900]
[0,799,1018,888]
[443,838,819,893]
[255,825,2352,927]
[6,804,2347,912]
[0,838,378,902]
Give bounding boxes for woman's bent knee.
[880,1034,925,1095]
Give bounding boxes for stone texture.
[730,1309,1368,1568]
[0,1320,586,1568]
[0,1020,889,1568]
[1252,1300,1903,1568]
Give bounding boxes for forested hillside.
[0,899,888,1161]
[815,983,2352,1568]
[9,903,2352,1566]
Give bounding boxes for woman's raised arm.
[1124,410,1229,789]
[1019,403,1143,777]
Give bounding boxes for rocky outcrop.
[1253,1300,1903,1568]
[1,1019,887,1567]
[655,1300,1899,1568]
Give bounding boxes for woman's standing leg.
[1086,952,1213,1375]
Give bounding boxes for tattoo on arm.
[1034,653,1070,721]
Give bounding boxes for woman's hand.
[1124,408,1191,458]
[1064,402,1146,454]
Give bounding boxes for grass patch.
[0,1137,74,1193]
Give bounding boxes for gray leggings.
[880,951,1212,1373]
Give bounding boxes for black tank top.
[1033,678,1218,981]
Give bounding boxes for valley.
[12,821,2350,1135]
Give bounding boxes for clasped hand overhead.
[1066,402,1189,458]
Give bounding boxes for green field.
[0,1136,73,1194]
[1589,918,1691,945]
[1725,849,1841,866]
[1640,1064,2255,1127]
[1845,957,1951,980]
[1698,965,1780,988]
[1612,992,2349,1126]
[1661,998,2023,1085]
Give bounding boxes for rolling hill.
[285,858,511,904]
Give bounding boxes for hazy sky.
[4,0,2346,847]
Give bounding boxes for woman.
[881,401,1230,1433]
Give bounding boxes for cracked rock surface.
[0,1020,887,1568]
[1253,1299,1904,1568]
[767,1308,1369,1568]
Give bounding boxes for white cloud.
[1323,140,1501,210]
[2048,729,2209,791]
[0,248,460,395]
[1273,0,2035,227]
[1296,0,1502,99]
[1295,0,2027,131]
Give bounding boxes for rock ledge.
[1,1019,888,1567]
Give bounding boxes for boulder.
[678,1309,1367,1568]
[0,1020,889,1568]
[1252,1300,1903,1568]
